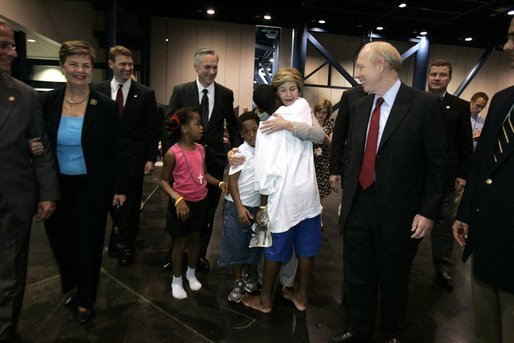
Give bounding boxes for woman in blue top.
[39,41,127,324]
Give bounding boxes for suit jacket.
[440,93,473,192]
[0,73,60,220]
[163,81,242,175]
[39,87,127,210]
[456,85,514,293]
[329,85,367,176]
[92,81,160,179]
[340,83,447,252]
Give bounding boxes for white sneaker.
[171,278,187,299]
[186,274,202,291]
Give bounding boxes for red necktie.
[116,84,124,117]
[359,97,384,189]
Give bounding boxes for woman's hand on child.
[228,148,245,167]
[260,115,293,134]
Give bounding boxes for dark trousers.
[431,191,458,272]
[343,186,418,340]
[199,183,222,259]
[0,204,32,341]
[45,175,108,309]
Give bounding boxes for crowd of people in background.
[1,15,513,343]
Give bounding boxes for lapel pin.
[8,96,15,101]
[133,94,138,98]
[90,99,97,105]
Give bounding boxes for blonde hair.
[271,67,304,95]
[313,99,333,116]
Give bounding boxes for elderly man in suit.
[329,42,447,343]
[0,21,59,341]
[93,45,160,266]
[163,47,242,272]
[426,60,473,290]
[453,17,514,343]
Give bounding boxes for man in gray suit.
[0,22,60,342]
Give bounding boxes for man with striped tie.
[453,16,514,343]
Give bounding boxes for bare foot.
[242,294,272,314]
[282,287,307,311]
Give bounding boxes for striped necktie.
[493,105,514,163]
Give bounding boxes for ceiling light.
[508,10,514,15]
[465,37,473,41]
[420,31,427,36]
[376,26,383,31]
[263,14,272,20]
[269,58,274,62]
[318,19,326,24]
[206,8,215,15]
[399,3,407,8]
[27,39,36,43]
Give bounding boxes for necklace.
[178,143,205,185]
[65,93,89,105]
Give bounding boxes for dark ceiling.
[114,0,514,49]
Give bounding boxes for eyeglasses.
[0,40,16,50]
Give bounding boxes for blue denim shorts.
[218,200,262,267]
[264,215,321,263]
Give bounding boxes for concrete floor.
[17,170,475,342]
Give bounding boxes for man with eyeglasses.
[453,16,514,343]
[0,21,59,341]
[426,60,473,291]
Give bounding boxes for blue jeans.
[218,200,262,267]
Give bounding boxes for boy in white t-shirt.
[218,112,262,303]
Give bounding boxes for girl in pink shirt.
[158,107,227,299]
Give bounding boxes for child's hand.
[236,205,253,225]
[176,201,190,221]
[218,181,228,192]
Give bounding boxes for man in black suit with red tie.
[93,45,160,265]
[426,60,473,290]
[329,42,447,343]
[163,47,241,272]
[453,16,514,342]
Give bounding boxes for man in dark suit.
[453,17,514,342]
[163,47,241,272]
[329,84,367,191]
[93,46,159,265]
[0,21,60,341]
[426,60,473,290]
[329,42,447,343]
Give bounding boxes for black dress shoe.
[437,271,454,290]
[64,292,77,307]
[119,254,133,266]
[78,309,92,323]
[329,330,366,343]
[196,257,210,273]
